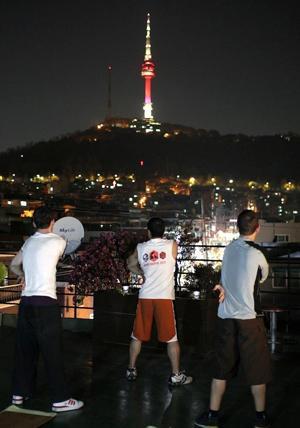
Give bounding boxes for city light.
[283,181,295,191]
[189,177,196,186]
[20,210,34,218]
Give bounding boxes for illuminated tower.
[141,13,155,120]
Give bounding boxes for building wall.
[257,220,300,243]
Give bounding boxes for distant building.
[257,220,300,243]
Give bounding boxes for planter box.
[175,297,218,355]
[93,290,218,356]
[93,290,139,346]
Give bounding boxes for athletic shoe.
[168,371,193,386]
[126,367,138,381]
[254,412,270,428]
[52,398,84,413]
[12,395,29,405]
[194,410,219,427]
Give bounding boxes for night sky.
[1,0,299,150]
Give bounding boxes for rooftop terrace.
[0,322,300,428]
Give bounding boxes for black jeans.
[12,302,69,402]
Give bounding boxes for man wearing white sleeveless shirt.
[10,206,83,412]
[126,217,193,386]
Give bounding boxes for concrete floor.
[0,326,300,428]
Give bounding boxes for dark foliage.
[186,264,221,292]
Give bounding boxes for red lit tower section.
[141,13,155,120]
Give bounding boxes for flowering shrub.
[70,231,147,294]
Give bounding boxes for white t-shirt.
[21,232,66,300]
[137,238,175,299]
[218,237,269,320]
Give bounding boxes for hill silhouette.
[0,126,299,181]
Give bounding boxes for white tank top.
[137,238,175,299]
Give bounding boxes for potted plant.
[0,262,8,286]
[186,264,221,300]
[70,230,147,347]
[171,263,220,354]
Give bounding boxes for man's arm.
[127,247,143,276]
[10,250,24,278]
[259,253,269,283]
[172,241,178,260]
[60,238,67,257]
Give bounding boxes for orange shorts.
[132,299,177,343]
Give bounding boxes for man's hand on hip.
[213,284,225,303]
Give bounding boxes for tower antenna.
[106,65,112,120]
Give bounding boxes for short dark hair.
[147,217,165,238]
[237,209,259,235]
[33,206,56,229]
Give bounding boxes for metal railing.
[0,283,22,304]
[0,244,300,318]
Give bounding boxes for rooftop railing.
[0,244,300,319]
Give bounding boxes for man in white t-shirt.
[194,210,271,428]
[10,206,83,412]
[126,217,193,386]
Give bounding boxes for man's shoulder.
[244,241,265,258]
[49,233,65,241]
[229,238,266,261]
[137,238,174,253]
[38,233,66,248]
[137,241,147,248]
[225,238,239,251]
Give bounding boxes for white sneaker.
[52,398,84,413]
[12,395,29,405]
[168,371,193,386]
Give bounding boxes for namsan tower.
[141,13,156,121]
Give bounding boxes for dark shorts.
[213,317,272,385]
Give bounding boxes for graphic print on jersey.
[150,250,159,261]
[143,250,167,266]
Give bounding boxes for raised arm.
[10,250,24,278]
[172,241,178,260]
[127,247,143,276]
[259,252,269,283]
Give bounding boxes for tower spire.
[144,13,152,61]
[141,13,156,121]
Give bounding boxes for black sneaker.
[194,410,219,427]
[254,412,270,428]
[126,367,137,381]
[168,371,193,386]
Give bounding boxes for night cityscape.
[0,1,300,428]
